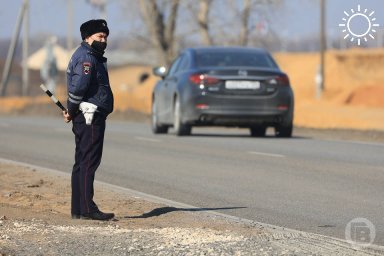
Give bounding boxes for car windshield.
[196,51,278,68]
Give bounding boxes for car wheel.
[173,97,191,136]
[250,126,266,137]
[151,98,168,134]
[275,123,293,138]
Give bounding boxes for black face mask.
[91,40,107,53]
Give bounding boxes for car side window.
[167,57,182,77]
[177,55,189,72]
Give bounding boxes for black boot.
[80,210,115,221]
[71,214,81,219]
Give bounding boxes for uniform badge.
[83,62,91,75]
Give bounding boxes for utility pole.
[22,0,29,96]
[378,29,384,48]
[0,0,28,96]
[318,0,326,99]
[67,0,74,53]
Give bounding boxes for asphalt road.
[1,116,384,245]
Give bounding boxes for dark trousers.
[71,113,106,215]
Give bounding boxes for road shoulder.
[0,160,383,255]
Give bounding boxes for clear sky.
[0,0,383,45]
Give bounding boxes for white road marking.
[135,137,161,143]
[248,151,286,158]
[320,138,384,147]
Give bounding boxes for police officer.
[63,19,114,221]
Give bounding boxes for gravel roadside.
[1,161,384,255]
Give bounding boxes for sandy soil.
[0,161,266,254]
[0,162,262,234]
[2,162,383,256]
[273,49,384,130]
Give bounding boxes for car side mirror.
[153,66,168,79]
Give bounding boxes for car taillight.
[267,75,290,86]
[189,74,220,85]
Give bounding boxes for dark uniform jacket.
[66,42,114,118]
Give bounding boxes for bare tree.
[197,0,213,46]
[183,0,213,46]
[209,0,282,47]
[139,0,180,66]
[239,0,251,46]
[118,0,285,65]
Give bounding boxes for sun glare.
[339,5,379,46]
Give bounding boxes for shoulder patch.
[83,62,91,75]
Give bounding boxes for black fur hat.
[80,19,109,40]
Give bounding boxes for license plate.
[225,81,260,90]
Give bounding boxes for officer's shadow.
[124,206,246,219]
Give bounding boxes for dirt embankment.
[274,49,384,108]
[1,49,384,131]
[1,161,383,255]
[273,49,384,130]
